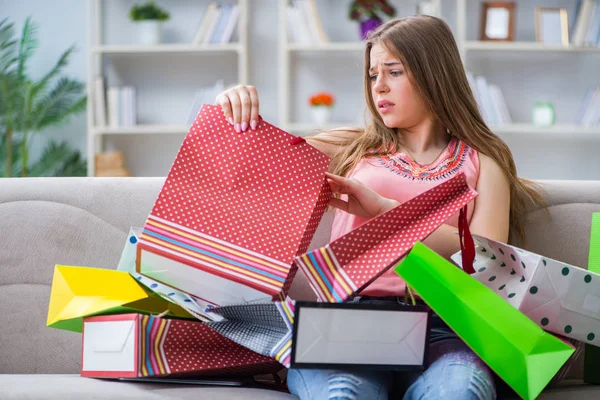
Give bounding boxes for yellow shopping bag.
[47,265,192,333]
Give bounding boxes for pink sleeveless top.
[330,136,479,297]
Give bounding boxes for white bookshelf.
[278,0,599,143]
[86,0,249,176]
[278,0,447,135]
[455,0,600,140]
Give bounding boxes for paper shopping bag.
[47,265,192,333]
[584,213,600,384]
[81,313,281,378]
[204,300,431,371]
[451,233,600,347]
[118,228,219,322]
[137,104,331,306]
[295,172,477,302]
[291,301,430,371]
[396,242,574,400]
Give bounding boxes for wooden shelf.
[91,43,243,55]
[93,125,190,135]
[464,41,600,53]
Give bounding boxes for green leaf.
[0,18,18,73]
[30,45,75,100]
[17,17,38,79]
[32,77,86,130]
[27,139,87,177]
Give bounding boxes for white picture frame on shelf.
[535,8,569,46]
[480,2,516,42]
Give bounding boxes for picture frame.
[535,8,569,46]
[480,2,516,41]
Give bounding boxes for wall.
[1,0,598,179]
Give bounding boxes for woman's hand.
[326,172,399,218]
[215,84,260,132]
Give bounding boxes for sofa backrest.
[1,177,599,376]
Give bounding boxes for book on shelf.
[106,86,137,129]
[466,71,512,126]
[94,76,107,127]
[192,2,239,45]
[578,87,600,126]
[571,0,600,46]
[286,0,328,45]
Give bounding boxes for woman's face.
[369,43,429,129]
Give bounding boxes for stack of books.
[286,0,328,45]
[466,71,512,126]
[571,0,600,47]
[192,2,240,45]
[577,87,600,126]
[93,77,137,129]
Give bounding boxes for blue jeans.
[287,338,496,399]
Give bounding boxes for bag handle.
[458,205,476,274]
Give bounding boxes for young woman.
[216,15,542,400]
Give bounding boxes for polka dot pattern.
[452,235,537,309]
[329,173,476,286]
[453,234,600,346]
[147,104,331,265]
[159,317,280,376]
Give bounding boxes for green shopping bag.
[395,242,574,400]
[584,213,600,384]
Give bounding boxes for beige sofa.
[1,177,600,399]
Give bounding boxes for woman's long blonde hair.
[326,15,543,242]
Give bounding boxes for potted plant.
[0,17,87,177]
[129,1,170,45]
[349,0,397,40]
[309,92,335,126]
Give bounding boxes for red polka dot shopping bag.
[136,105,331,307]
[80,313,281,379]
[294,172,477,303]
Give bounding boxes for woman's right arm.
[215,85,359,163]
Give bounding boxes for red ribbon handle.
[458,205,476,274]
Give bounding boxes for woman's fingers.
[227,89,243,130]
[325,172,358,195]
[215,85,260,132]
[247,85,260,130]
[328,197,349,213]
[238,88,252,132]
[215,93,233,124]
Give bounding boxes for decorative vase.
[311,106,332,126]
[532,102,555,127]
[137,20,162,45]
[360,17,382,40]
